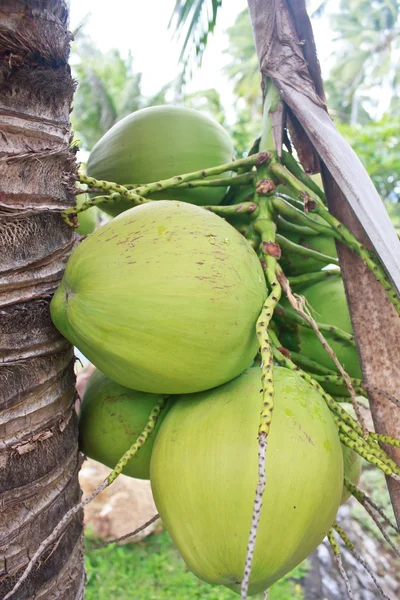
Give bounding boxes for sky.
[69,0,247,99]
[69,0,337,114]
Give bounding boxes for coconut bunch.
[52,105,400,598]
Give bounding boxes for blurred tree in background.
[71,1,400,213]
[71,34,170,150]
[327,0,400,125]
[338,116,400,203]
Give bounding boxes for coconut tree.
[0,1,84,598]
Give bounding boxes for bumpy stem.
[91,514,160,550]
[327,529,355,600]
[241,200,281,599]
[352,497,400,558]
[333,523,393,600]
[270,330,363,435]
[369,432,400,449]
[274,304,355,346]
[276,233,339,266]
[336,419,399,472]
[124,172,255,190]
[63,182,149,225]
[338,430,400,478]
[345,479,399,534]
[169,172,255,189]
[3,396,168,600]
[276,214,320,236]
[204,201,259,218]
[132,154,269,198]
[240,90,280,597]
[270,163,400,313]
[63,155,268,227]
[107,397,168,485]
[287,268,341,288]
[270,195,333,235]
[281,150,325,201]
[269,332,400,480]
[311,373,367,398]
[284,350,339,375]
[279,272,367,433]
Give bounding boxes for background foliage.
[71,2,400,210]
[85,530,306,600]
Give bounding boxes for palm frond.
[169,0,222,81]
[309,0,329,19]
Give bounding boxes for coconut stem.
[3,396,168,600]
[270,330,363,437]
[336,420,400,474]
[345,479,399,534]
[278,271,367,434]
[176,172,255,189]
[270,194,333,235]
[91,514,160,550]
[107,397,168,485]
[333,523,393,600]
[353,497,400,558]
[369,432,400,449]
[287,268,341,288]
[203,201,259,218]
[270,163,400,314]
[240,431,268,600]
[63,156,268,226]
[62,178,151,225]
[274,304,356,347]
[240,163,281,597]
[311,373,366,398]
[124,172,256,190]
[276,214,320,236]
[269,332,400,481]
[276,233,339,266]
[284,349,339,375]
[281,150,325,201]
[131,153,270,198]
[327,529,355,600]
[339,432,400,478]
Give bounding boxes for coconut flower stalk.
[246,0,400,527]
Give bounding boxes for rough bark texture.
[0,1,85,598]
[322,169,400,527]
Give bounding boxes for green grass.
[85,530,307,599]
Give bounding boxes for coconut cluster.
[51,106,361,596]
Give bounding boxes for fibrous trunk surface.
[0,1,84,598]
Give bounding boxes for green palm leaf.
[169,0,222,79]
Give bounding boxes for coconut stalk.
[246,0,400,527]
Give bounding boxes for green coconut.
[279,232,337,275]
[78,369,170,479]
[279,276,361,379]
[75,193,101,235]
[87,105,234,216]
[341,443,362,503]
[150,366,343,596]
[51,201,267,394]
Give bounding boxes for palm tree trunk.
[0,1,85,597]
